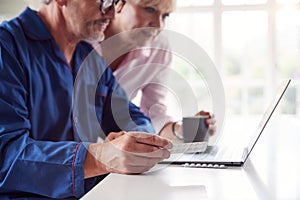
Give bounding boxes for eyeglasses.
[99,0,126,15]
[100,0,115,14]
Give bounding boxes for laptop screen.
[246,79,291,158]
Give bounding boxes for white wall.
[0,0,40,22]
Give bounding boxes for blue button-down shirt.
[0,7,154,199]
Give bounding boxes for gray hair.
[40,0,51,4]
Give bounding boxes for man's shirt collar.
[18,7,52,40]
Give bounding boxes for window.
[166,0,300,116]
[222,0,267,5]
[177,0,214,7]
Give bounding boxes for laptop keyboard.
[170,142,208,154]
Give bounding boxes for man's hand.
[105,131,126,142]
[84,132,172,178]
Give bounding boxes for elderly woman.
[99,0,215,139]
[101,0,176,133]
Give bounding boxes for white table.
[81,116,300,200]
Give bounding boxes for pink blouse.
[113,41,175,133]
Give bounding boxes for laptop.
[161,79,291,167]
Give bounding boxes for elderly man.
[0,0,172,198]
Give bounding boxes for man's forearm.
[84,143,109,179]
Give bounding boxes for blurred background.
[1,0,299,119]
[166,0,300,118]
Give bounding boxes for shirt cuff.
[72,142,90,198]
